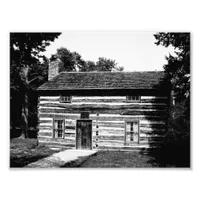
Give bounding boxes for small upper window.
[126,96,140,102]
[60,95,71,103]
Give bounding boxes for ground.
[10,138,65,167]
[77,150,164,167]
[67,140,190,168]
[10,138,190,168]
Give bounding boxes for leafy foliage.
[95,57,124,72]
[10,33,61,138]
[11,33,61,89]
[154,32,190,141]
[50,47,79,72]
[51,47,124,72]
[154,32,190,101]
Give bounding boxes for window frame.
[126,95,141,103]
[53,119,65,139]
[59,95,71,103]
[124,120,140,144]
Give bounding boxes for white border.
[1,0,199,200]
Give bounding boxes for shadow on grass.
[10,154,51,168]
[140,139,190,167]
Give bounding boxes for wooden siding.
[38,95,168,148]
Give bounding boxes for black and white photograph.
[10,31,190,168]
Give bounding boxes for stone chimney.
[48,59,60,80]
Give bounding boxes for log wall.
[38,95,168,149]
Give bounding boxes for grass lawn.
[77,150,168,168]
[10,138,63,167]
[77,139,190,168]
[77,142,190,168]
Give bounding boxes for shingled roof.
[38,71,165,91]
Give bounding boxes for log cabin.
[37,60,170,149]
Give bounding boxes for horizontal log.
[140,123,166,129]
[64,135,75,139]
[140,130,166,135]
[92,115,167,121]
[93,122,124,128]
[39,102,167,111]
[139,140,164,144]
[97,144,150,149]
[38,131,52,137]
[121,109,166,115]
[93,127,124,131]
[140,127,165,132]
[141,99,168,103]
[97,142,126,147]
[39,108,167,117]
[38,120,53,125]
[96,140,125,144]
[94,131,124,137]
[39,113,166,121]
[63,138,75,142]
[94,119,167,126]
[40,96,167,100]
[96,135,125,140]
[38,135,52,139]
[39,122,53,126]
[65,130,76,134]
[139,133,166,137]
[39,99,59,103]
[139,136,165,142]
[72,98,127,103]
[39,113,80,120]
[141,96,168,99]
[72,96,126,100]
[39,107,167,116]
[38,126,52,130]
[38,129,52,133]
[39,106,65,110]
[40,96,60,100]
[38,137,75,145]
[39,99,168,105]
[140,120,166,125]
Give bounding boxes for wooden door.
[76,119,92,150]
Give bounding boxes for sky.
[42,31,175,72]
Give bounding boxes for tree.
[154,33,190,101]
[10,33,61,138]
[80,61,96,72]
[50,47,87,72]
[95,57,124,72]
[51,48,124,72]
[80,57,124,72]
[154,32,190,139]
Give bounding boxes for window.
[125,121,139,143]
[60,95,71,103]
[126,95,140,102]
[53,119,65,138]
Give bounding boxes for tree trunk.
[21,92,29,138]
[21,66,29,138]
